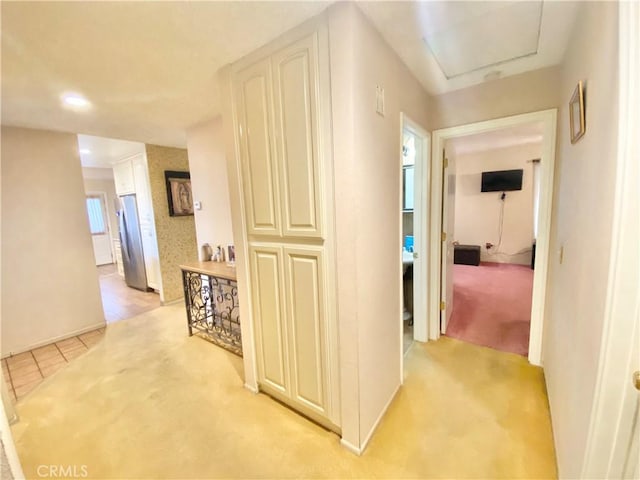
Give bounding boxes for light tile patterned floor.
[2,264,162,402]
[2,328,105,401]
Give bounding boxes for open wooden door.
[440,148,456,333]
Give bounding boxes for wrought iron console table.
[180,261,241,356]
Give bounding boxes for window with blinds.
[86,195,106,235]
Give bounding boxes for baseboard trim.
[161,298,183,307]
[244,383,259,394]
[340,438,362,456]
[1,321,106,358]
[359,384,401,454]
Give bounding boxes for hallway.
[11,305,556,479]
[97,264,160,323]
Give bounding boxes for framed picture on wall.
[569,81,586,144]
[227,245,236,264]
[164,170,194,217]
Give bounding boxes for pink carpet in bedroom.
[446,262,533,357]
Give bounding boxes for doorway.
[441,125,543,357]
[78,135,161,324]
[399,113,429,361]
[427,109,557,366]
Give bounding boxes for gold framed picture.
[569,81,585,144]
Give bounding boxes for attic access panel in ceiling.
[423,1,543,79]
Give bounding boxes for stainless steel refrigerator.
[117,195,149,291]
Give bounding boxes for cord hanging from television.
[487,190,533,257]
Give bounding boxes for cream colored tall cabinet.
[231,23,340,431]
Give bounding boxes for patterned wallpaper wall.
[145,144,198,303]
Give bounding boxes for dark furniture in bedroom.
[454,244,481,266]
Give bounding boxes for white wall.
[431,66,561,130]
[453,143,540,265]
[83,168,119,246]
[1,127,106,355]
[329,2,433,449]
[543,2,620,478]
[185,116,234,257]
[0,137,25,480]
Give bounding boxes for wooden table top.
[179,261,237,281]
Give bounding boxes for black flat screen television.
[481,169,523,192]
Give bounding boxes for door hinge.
[443,157,449,169]
[441,231,447,242]
[440,301,446,311]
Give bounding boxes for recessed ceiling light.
[62,93,91,108]
[79,148,91,154]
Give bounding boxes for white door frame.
[582,1,640,476]
[427,109,557,366]
[399,113,430,352]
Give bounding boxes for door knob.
[634,371,640,391]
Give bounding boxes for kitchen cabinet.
[113,160,135,196]
[113,238,124,277]
[131,154,160,291]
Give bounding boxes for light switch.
[376,85,385,116]
[194,201,202,210]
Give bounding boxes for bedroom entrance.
[441,124,543,357]
[428,110,557,366]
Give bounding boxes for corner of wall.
[185,116,234,252]
[1,126,105,354]
[145,144,198,303]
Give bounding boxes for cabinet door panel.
[113,160,135,196]
[272,33,323,238]
[249,246,288,392]
[131,154,160,290]
[235,61,280,236]
[284,247,327,414]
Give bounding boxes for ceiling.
[358,1,579,94]
[1,1,578,148]
[1,1,330,147]
[447,121,544,156]
[78,135,145,168]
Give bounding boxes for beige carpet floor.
[11,304,557,479]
